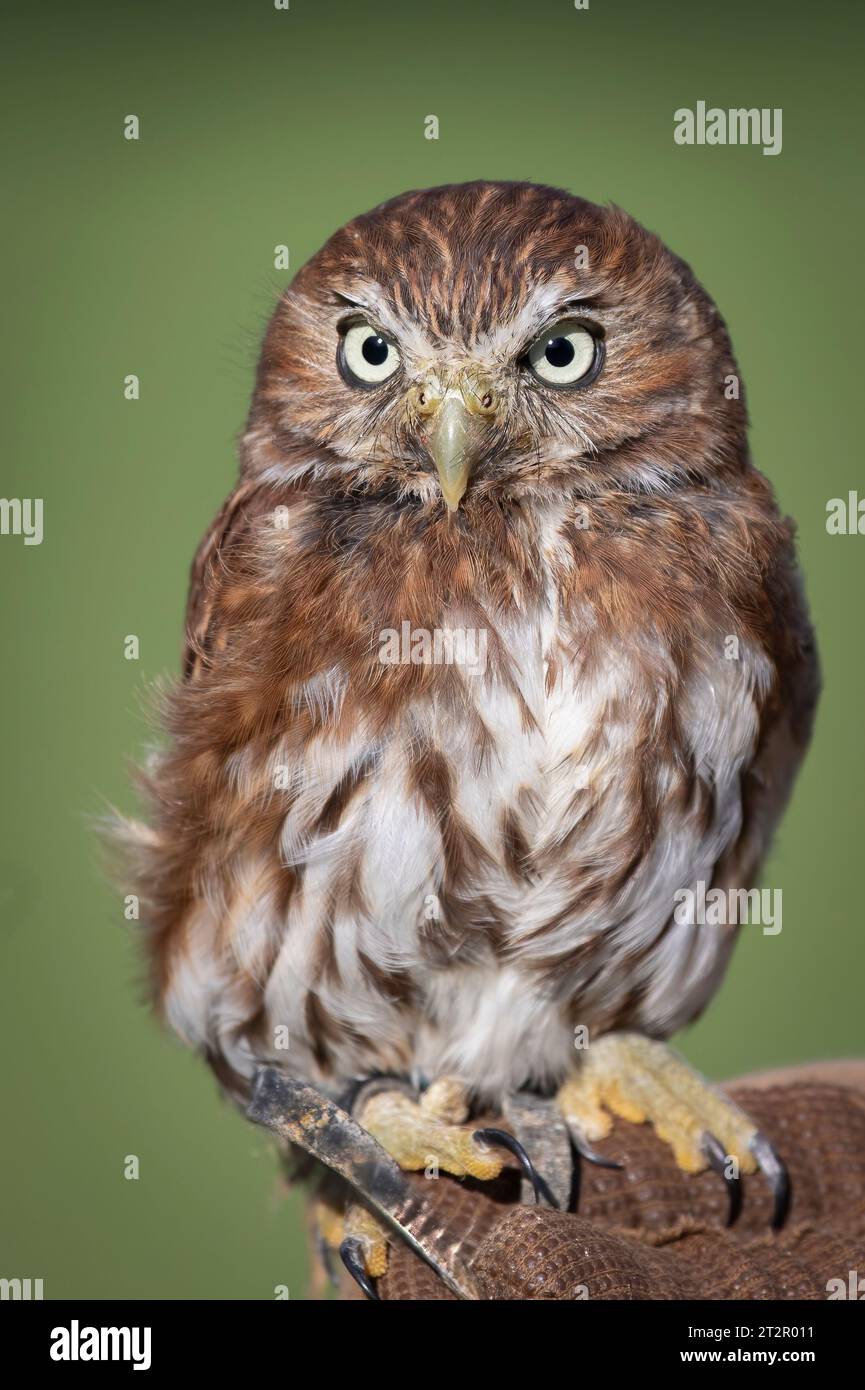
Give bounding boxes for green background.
[1,0,862,1299]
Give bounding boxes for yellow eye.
[526,319,601,387]
[339,321,401,386]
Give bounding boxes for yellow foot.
[335,1076,536,1296]
[314,1195,388,1300]
[359,1077,507,1181]
[556,1032,788,1226]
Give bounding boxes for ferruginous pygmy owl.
[121,181,817,1297]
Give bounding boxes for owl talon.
[702,1131,743,1226]
[473,1127,548,1205]
[569,1127,625,1170]
[751,1132,791,1230]
[556,1033,791,1227]
[339,1237,380,1301]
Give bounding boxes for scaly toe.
[359,1084,505,1181]
[316,1196,389,1297]
[557,1033,764,1191]
[344,1203,389,1279]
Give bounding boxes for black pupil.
[545,336,575,368]
[362,334,389,366]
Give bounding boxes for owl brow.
[522,298,602,346]
[331,290,369,310]
[331,290,400,343]
[539,297,600,332]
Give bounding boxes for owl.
[122,181,817,1297]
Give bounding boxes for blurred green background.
[1,0,862,1299]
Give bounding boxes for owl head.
[244,182,747,514]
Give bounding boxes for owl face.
[247,182,746,511]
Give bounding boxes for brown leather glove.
[367,1063,865,1300]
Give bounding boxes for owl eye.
[526,319,602,387]
[338,320,401,387]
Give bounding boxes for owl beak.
[416,375,498,511]
[426,394,478,511]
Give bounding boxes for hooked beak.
[415,374,498,511]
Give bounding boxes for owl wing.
[182,478,279,681]
[716,566,819,891]
[655,554,819,1031]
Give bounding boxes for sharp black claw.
[751,1132,791,1230]
[570,1129,624,1171]
[473,1126,557,1207]
[339,1237,380,1301]
[702,1132,743,1226]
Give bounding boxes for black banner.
[2,1297,861,1373]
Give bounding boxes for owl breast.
[163,558,773,1105]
